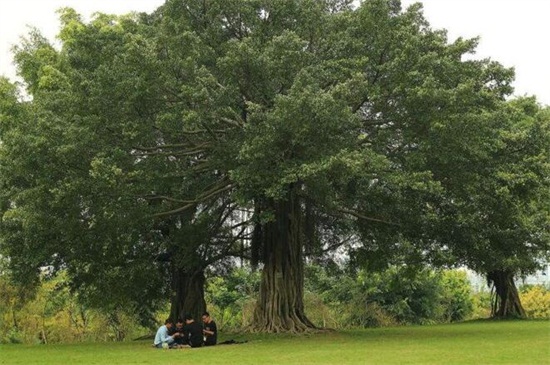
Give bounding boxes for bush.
[0,272,151,344]
[470,290,492,319]
[439,270,474,322]
[303,291,340,329]
[520,285,550,319]
[304,264,476,328]
[204,267,260,330]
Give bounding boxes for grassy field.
[0,320,548,365]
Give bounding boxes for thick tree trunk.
[487,269,526,318]
[251,190,315,333]
[169,266,206,322]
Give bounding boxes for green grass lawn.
[1,320,549,365]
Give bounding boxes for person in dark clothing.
[171,318,186,346]
[202,312,217,346]
[183,313,204,348]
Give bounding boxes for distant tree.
[439,98,550,318]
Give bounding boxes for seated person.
[183,313,204,348]
[171,318,186,345]
[153,319,180,348]
[202,312,217,346]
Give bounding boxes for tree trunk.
[169,266,206,322]
[251,189,315,333]
[487,269,526,318]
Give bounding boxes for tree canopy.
[1,0,548,331]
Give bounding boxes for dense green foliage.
[2,264,549,344]
[205,268,260,330]
[0,272,154,344]
[206,265,478,330]
[519,284,550,319]
[305,265,474,327]
[0,0,549,331]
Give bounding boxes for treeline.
[2,266,549,344]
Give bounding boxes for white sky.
[400,0,550,106]
[1,0,548,105]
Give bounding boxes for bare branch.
[133,142,210,152]
[220,117,244,128]
[152,182,233,218]
[338,208,400,226]
[142,195,194,204]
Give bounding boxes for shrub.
[439,270,474,322]
[470,290,492,319]
[520,285,550,319]
[304,264,476,328]
[0,272,151,344]
[303,291,340,329]
[205,267,260,330]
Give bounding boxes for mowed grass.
[1,320,549,365]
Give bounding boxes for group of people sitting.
[154,311,217,349]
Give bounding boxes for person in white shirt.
[153,319,180,348]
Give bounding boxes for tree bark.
[251,189,316,332]
[487,269,526,318]
[169,266,206,321]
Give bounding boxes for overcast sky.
[1,0,548,105]
[401,0,550,106]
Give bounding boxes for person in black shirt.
[183,313,204,348]
[172,319,186,346]
[202,311,217,346]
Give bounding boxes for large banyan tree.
[1,0,548,332]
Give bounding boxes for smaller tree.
[431,98,550,318]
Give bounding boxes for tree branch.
[152,182,233,218]
[338,208,400,226]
